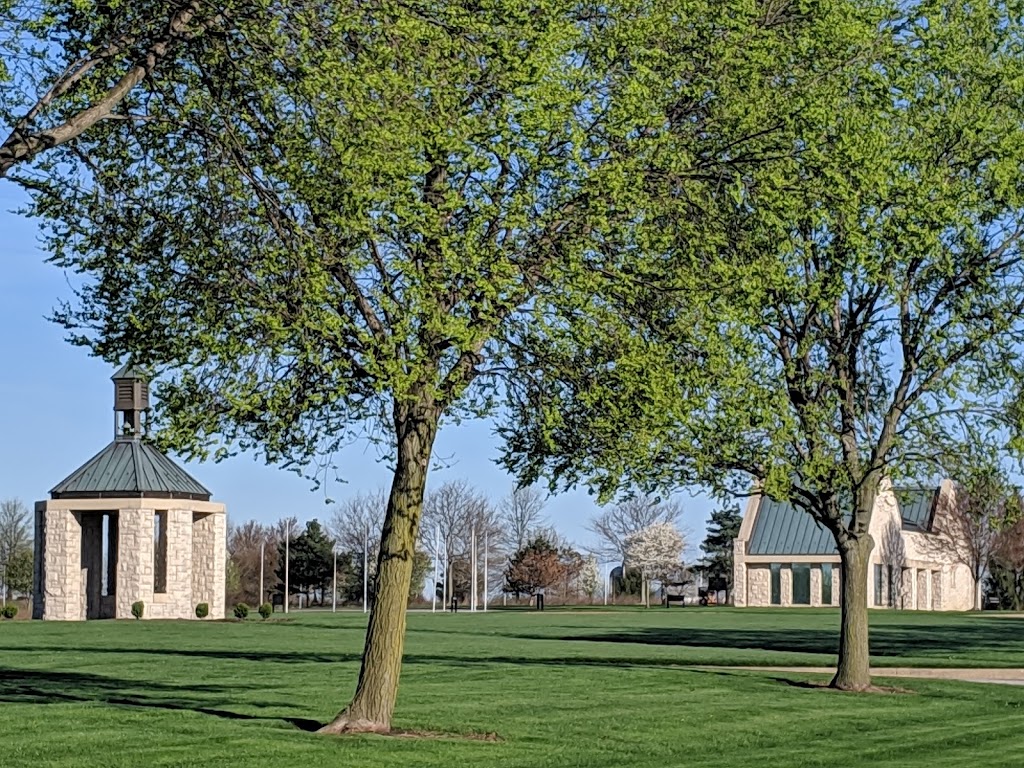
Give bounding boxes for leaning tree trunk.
[831,536,874,691]
[319,404,438,734]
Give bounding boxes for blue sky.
[0,182,717,554]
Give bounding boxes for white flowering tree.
[580,555,601,603]
[625,522,686,607]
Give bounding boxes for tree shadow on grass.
[0,667,322,731]
[0,646,362,664]
[534,618,1024,661]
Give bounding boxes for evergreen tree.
[276,520,336,605]
[699,505,743,601]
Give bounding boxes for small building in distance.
[33,363,226,620]
[732,481,973,611]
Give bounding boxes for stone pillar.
[832,566,840,606]
[35,507,83,621]
[931,570,942,610]
[916,569,928,611]
[780,566,793,606]
[168,509,196,619]
[192,512,227,619]
[732,540,747,607]
[810,566,822,607]
[116,508,155,619]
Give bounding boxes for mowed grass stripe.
[1,608,1023,766]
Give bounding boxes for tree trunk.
[831,537,873,691]
[319,403,438,735]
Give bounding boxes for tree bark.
[831,536,874,691]
[319,401,438,734]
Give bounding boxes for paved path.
[704,666,1024,686]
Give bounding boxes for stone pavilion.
[33,364,226,620]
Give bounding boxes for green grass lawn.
[2,607,1023,767]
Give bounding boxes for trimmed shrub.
[258,602,272,620]
[233,602,250,620]
[1,604,18,619]
[131,601,145,620]
[195,603,210,619]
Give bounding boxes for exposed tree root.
[315,715,500,741]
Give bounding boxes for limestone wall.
[732,540,747,607]
[33,507,82,621]
[195,511,227,619]
[115,508,155,619]
[747,565,771,606]
[148,509,195,620]
[34,499,227,621]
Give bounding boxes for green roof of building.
[50,439,211,501]
[747,488,939,556]
[111,360,148,380]
[896,487,939,532]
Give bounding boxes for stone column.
[165,509,196,618]
[35,507,83,621]
[732,540,747,607]
[780,566,793,606]
[810,566,822,607]
[192,511,227,619]
[116,508,155,619]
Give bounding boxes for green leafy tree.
[0,0,236,181]
[699,505,743,601]
[502,2,1024,691]
[0,499,31,601]
[504,535,563,597]
[26,0,857,731]
[4,547,32,597]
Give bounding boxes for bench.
[664,594,687,608]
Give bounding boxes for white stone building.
[33,364,227,620]
[732,481,974,611]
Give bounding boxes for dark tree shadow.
[521,616,1024,661]
[0,667,322,731]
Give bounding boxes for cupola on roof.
[49,362,212,501]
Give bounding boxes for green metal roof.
[896,487,939,532]
[748,497,838,556]
[50,439,211,501]
[111,360,148,380]
[747,488,939,556]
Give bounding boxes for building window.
[873,563,883,606]
[770,563,781,605]
[792,564,811,605]
[154,511,168,594]
[821,564,833,605]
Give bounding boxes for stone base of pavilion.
[33,497,226,621]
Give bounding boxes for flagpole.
[363,525,369,614]
[284,524,290,614]
[442,537,448,612]
[470,525,477,612]
[483,532,488,612]
[259,541,265,607]
[432,526,439,613]
[332,548,337,613]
